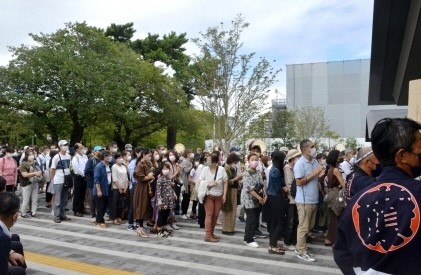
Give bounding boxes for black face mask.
[371,164,382,178]
[410,153,421,178]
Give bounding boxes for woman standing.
[127,147,141,231]
[199,151,228,242]
[266,150,289,255]
[110,152,129,225]
[166,150,181,230]
[155,162,176,237]
[325,150,345,246]
[241,153,266,248]
[19,150,43,218]
[134,149,154,238]
[283,149,301,250]
[196,153,208,228]
[188,157,200,220]
[181,149,194,219]
[0,147,18,192]
[150,149,162,233]
[221,153,242,235]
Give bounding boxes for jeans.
[20,182,39,215]
[244,208,259,243]
[72,175,86,213]
[95,195,109,224]
[204,195,222,237]
[53,183,69,218]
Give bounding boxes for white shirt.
[339,160,353,181]
[51,153,71,184]
[106,165,112,185]
[0,220,11,237]
[265,164,272,188]
[199,165,228,196]
[71,153,88,177]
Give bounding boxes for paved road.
[15,199,341,275]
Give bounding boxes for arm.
[50,156,57,180]
[333,168,345,189]
[172,163,181,179]
[295,163,324,186]
[20,164,40,178]
[0,158,3,176]
[94,165,103,196]
[222,168,228,203]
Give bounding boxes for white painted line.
[16,223,340,274]
[26,261,84,275]
[21,234,269,275]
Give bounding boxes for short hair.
[226,153,241,165]
[114,152,123,160]
[300,139,311,152]
[160,162,171,174]
[371,118,421,167]
[247,153,259,161]
[0,192,20,218]
[326,150,340,167]
[210,151,219,164]
[5,147,14,153]
[316,153,326,160]
[0,176,6,192]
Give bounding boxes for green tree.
[247,112,272,139]
[105,22,135,43]
[293,106,331,145]
[271,110,296,147]
[192,15,281,152]
[345,137,358,149]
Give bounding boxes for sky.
[0,0,374,102]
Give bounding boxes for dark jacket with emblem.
[334,166,421,275]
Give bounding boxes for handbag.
[59,155,73,189]
[325,187,345,216]
[197,166,218,204]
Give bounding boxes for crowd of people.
[2,117,421,274]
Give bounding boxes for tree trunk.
[69,113,84,145]
[166,126,177,149]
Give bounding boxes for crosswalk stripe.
[26,261,84,275]
[15,222,340,273]
[20,234,269,275]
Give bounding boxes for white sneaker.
[285,245,296,251]
[297,251,316,262]
[181,214,188,220]
[170,224,180,230]
[245,241,259,248]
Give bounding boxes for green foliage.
[271,110,296,147]
[345,137,358,149]
[192,14,281,151]
[247,112,272,138]
[292,106,332,144]
[105,22,135,43]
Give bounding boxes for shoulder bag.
[59,155,73,189]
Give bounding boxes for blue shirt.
[293,156,319,204]
[267,166,285,196]
[93,162,111,197]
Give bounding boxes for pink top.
[0,157,18,185]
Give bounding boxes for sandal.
[113,220,121,225]
[268,246,285,255]
[136,228,149,238]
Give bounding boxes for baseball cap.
[125,144,133,150]
[93,145,104,152]
[58,140,68,147]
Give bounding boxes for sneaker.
[54,217,61,223]
[96,223,108,229]
[127,225,136,231]
[260,222,267,228]
[91,217,96,223]
[31,213,40,219]
[21,214,30,218]
[181,214,189,220]
[295,249,314,257]
[297,251,316,262]
[245,241,259,248]
[60,216,71,221]
[170,223,180,230]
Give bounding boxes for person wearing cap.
[344,146,380,204]
[84,146,103,222]
[125,144,133,152]
[283,149,301,250]
[50,140,72,223]
[71,143,88,217]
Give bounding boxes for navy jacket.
[0,227,11,275]
[345,168,376,204]
[84,157,99,189]
[334,166,421,275]
[93,161,111,197]
[267,166,286,196]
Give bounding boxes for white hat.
[58,140,68,147]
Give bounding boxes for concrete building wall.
[286,59,406,138]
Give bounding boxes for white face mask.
[310,147,317,158]
[28,155,35,161]
[320,159,326,166]
[162,169,170,176]
[169,156,176,162]
[189,153,195,159]
[62,146,69,152]
[268,160,272,166]
[126,156,132,162]
[6,153,13,158]
[81,149,87,155]
[194,162,199,166]
[111,148,118,153]
[117,158,124,164]
[154,155,160,161]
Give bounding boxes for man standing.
[339,148,354,181]
[84,146,102,223]
[293,139,324,262]
[72,143,88,217]
[0,192,26,275]
[335,118,421,274]
[50,140,72,223]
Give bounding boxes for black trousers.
[267,194,288,247]
[181,192,191,215]
[45,182,52,203]
[128,187,135,225]
[284,204,298,245]
[109,189,121,220]
[244,208,260,243]
[72,175,86,213]
[95,195,108,224]
[174,183,181,215]
[157,209,171,227]
[191,201,198,215]
[6,185,15,192]
[198,202,206,226]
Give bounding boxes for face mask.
[190,153,195,158]
[267,160,272,166]
[162,169,170,176]
[13,152,18,157]
[320,159,326,166]
[162,158,168,162]
[62,146,69,152]
[81,149,87,155]
[310,148,317,158]
[169,156,176,162]
[194,162,199,166]
[126,156,132,162]
[371,163,382,178]
[249,160,258,169]
[111,148,118,153]
[117,158,124,164]
[28,155,35,161]
[154,155,160,161]
[205,160,212,166]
